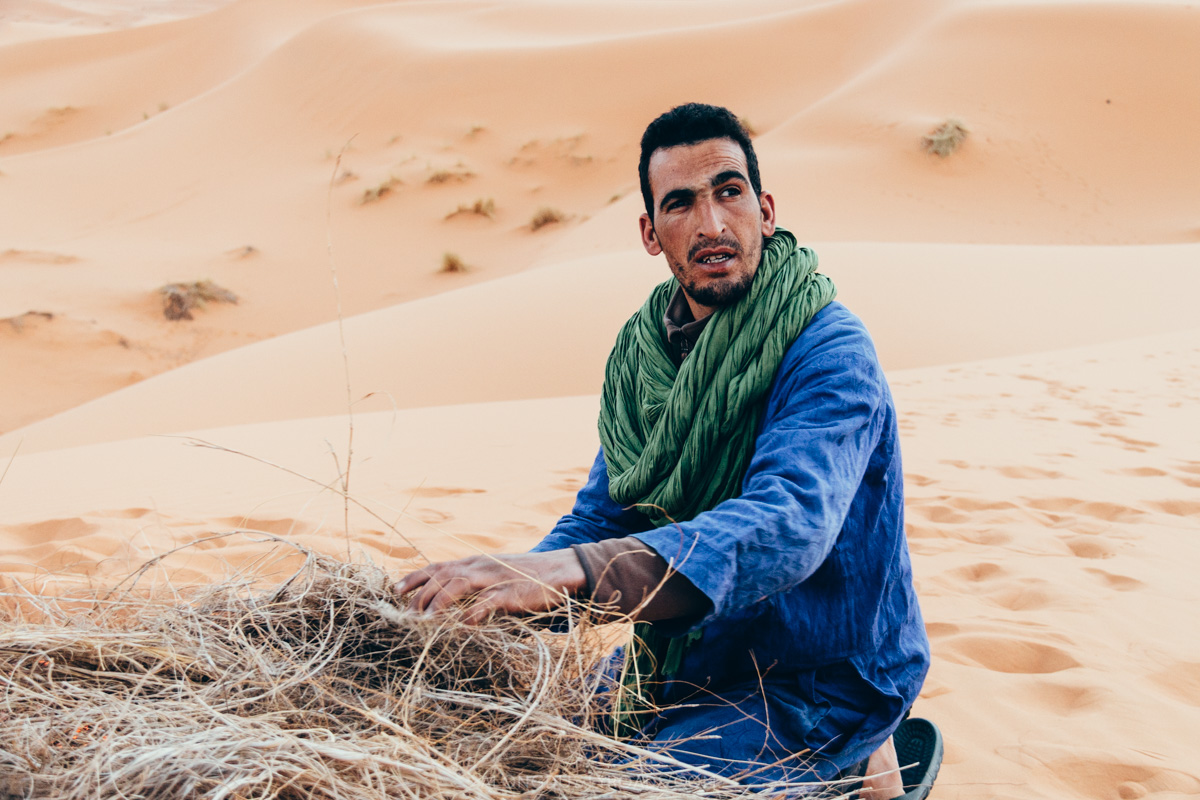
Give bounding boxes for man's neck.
[683,293,716,321]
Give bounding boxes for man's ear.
[759,190,776,238]
[639,213,662,256]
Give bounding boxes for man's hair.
[638,103,762,221]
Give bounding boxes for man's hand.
[392,550,587,625]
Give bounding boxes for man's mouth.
[693,248,737,266]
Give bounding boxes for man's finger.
[426,576,475,615]
[393,568,433,598]
[409,571,453,612]
[462,592,502,626]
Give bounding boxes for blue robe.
[532,302,929,783]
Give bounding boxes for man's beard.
[679,269,754,308]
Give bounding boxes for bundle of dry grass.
[0,547,845,799]
[157,280,238,321]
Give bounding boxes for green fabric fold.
[598,227,837,738]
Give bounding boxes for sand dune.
[2,1,1199,797]
[5,0,1200,435]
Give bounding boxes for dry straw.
[0,541,848,799]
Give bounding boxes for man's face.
[639,137,775,318]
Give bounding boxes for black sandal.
[892,717,943,799]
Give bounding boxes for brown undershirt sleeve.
[570,538,710,623]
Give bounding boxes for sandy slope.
[2,1,1200,798]
[3,333,1198,799]
[3,239,1200,454]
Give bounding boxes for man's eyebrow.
[711,170,749,188]
[659,187,696,212]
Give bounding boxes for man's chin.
[689,276,753,309]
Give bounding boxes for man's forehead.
[648,138,748,194]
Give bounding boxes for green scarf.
[597,228,836,738]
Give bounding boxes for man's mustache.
[688,237,742,262]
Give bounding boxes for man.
[395,103,935,797]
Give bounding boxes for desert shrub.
[445,198,495,220]
[360,176,401,204]
[530,207,565,231]
[921,118,969,157]
[157,280,238,321]
[440,252,469,273]
[426,168,474,185]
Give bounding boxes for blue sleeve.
[631,347,886,626]
[530,447,652,552]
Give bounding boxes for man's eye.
[719,186,741,198]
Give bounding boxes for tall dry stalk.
[326,139,357,559]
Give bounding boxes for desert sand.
[1,0,1198,797]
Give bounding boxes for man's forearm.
[571,538,709,623]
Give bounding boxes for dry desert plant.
[445,198,495,220]
[360,176,401,204]
[426,168,475,185]
[530,206,565,231]
[440,252,470,273]
[0,550,840,799]
[157,280,238,321]
[921,118,969,157]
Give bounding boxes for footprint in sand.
[924,621,960,639]
[947,561,1007,583]
[908,523,1011,547]
[0,248,79,265]
[995,466,1065,480]
[1024,497,1145,523]
[1110,467,1168,477]
[92,508,153,519]
[1084,567,1145,592]
[1046,756,1200,799]
[1028,679,1110,715]
[405,486,487,498]
[1174,462,1200,488]
[493,521,544,538]
[6,517,100,542]
[1148,661,1200,708]
[946,496,1021,513]
[986,578,1076,612]
[905,473,939,487]
[412,508,455,524]
[1145,499,1200,518]
[1097,431,1159,452]
[529,496,578,517]
[358,530,419,560]
[939,635,1080,674]
[910,504,972,524]
[1062,535,1117,560]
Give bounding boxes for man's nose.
[694,197,725,238]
